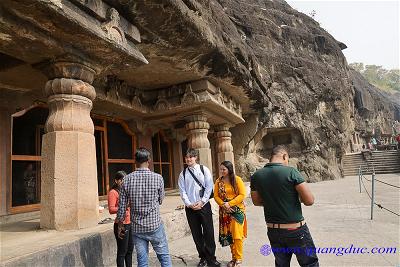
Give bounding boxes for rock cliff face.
[126,0,356,181]
[124,0,397,181]
[210,0,356,181]
[351,69,400,137]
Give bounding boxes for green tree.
[386,69,400,92]
[350,62,400,93]
[349,62,364,72]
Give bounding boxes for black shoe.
[207,260,221,267]
[197,258,207,267]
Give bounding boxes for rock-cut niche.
[255,128,304,159]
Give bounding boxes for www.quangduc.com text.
[259,244,398,256]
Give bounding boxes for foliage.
[349,63,400,93]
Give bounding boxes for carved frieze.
[99,75,147,112]
[152,82,242,118]
[181,84,200,106]
[102,8,126,45]
[97,78,243,123]
[154,91,171,111]
[215,88,225,105]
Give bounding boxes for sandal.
[227,260,235,267]
[98,217,114,224]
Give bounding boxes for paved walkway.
[169,173,400,266]
[0,195,188,265]
[1,174,399,266]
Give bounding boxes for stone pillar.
[40,61,99,230]
[0,108,11,216]
[215,125,235,170]
[172,140,184,188]
[185,115,213,172]
[137,133,154,171]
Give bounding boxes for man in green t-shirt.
[250,145,319,267]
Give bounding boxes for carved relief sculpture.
[102,8,126,45]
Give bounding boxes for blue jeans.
[267,224,319,267]
[133,223,172,267]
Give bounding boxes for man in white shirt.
[178,148,220,267]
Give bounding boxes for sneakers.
[207,259,221,267]
[197,258,207,267]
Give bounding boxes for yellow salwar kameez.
[214,176,247,263]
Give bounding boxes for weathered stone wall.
[2,0,396,183]
[351,69,400,137]
[179,0,354,181]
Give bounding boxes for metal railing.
[358,165,400,220]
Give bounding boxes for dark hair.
[186,148,199,158]
[135,147,151,164]
[220,161,237,193]
[271,145,289,159]
[111,170,127,191]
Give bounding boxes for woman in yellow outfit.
[214,161,247,267]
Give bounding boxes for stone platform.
[2,175,399,267]
[0,195,191,267]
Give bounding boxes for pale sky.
[286,0,400,69]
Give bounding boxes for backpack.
[183,165,214,199]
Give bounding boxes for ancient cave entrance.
[255,128,304,158]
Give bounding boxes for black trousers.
[185,202,217,263]
[267,224,319,267]
[113,223,134,267]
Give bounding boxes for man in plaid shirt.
[117,147,172,267]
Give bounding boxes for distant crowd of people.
[108,146,318,267]
[362,134,400,151]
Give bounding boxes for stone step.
[368,155,400,159]
[343,168,400,174]
[343,163,400,168]
[343,156,400,160]
[343,170,400,175]
[343,164,400,168]
[343,167,400,176]
[343,160,400,165]
[370,151,400,154]
[342,150,400,176]
[343,166,400,174]
[343,152,400,158]
[343,165,400,169]
[343,158,400,163]
[343,170,400,176]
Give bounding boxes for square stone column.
[215,125,235,170]
[185,115,213,172]
[40,60,99,230]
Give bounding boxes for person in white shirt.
[178,148,220,267]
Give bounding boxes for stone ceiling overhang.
[0,0,147,70]
[0,0,251,115]
[94,79,244,126]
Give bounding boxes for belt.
[267,221,305,229]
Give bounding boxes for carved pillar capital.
[184,114,208,123]
[184,114,210,134]
[215,124,233,153]
[45,78,96,100]
[215,124,235,169]
[41,60,97,134]
[37,56,98,83]
[184,114,213,171]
